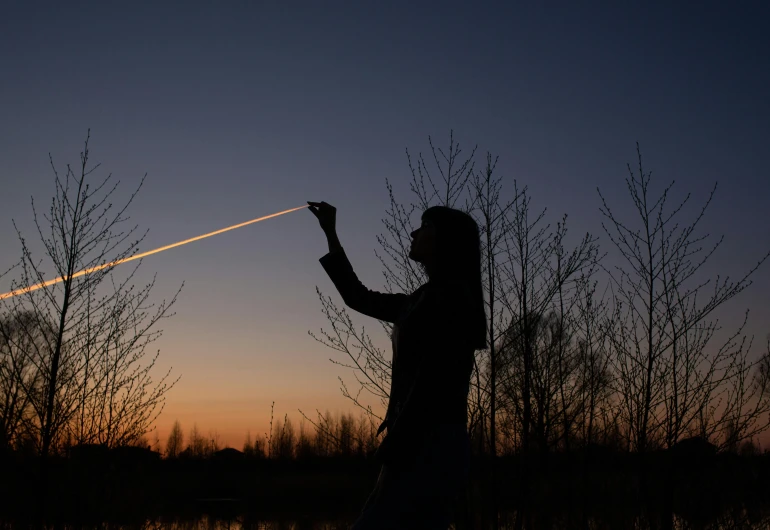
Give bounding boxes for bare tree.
[707,328,770,450]
[270,414,295,459]
[165,419,183,458]
[295,420,315,459]
[186,423,207,458]
[254,434,267,457]
[243,430,255,456]
[495,307,593,453]
[0,310,51,450]
[571,275,615,447]
[468,153,521,461]
[598,143,769,452]
[0,131,182,456]
[493,182,599,454]
[208,429,221,455]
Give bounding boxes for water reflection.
[494,509,770,530]
[50,518,354,530]
[19,510,770,530]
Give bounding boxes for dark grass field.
[2,450,769,529]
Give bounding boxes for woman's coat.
[319,248,475,465]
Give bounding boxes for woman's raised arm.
[319,249,409,323]
[310,201,409,323]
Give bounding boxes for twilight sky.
[1,1,768,449]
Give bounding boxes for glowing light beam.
[0,204,310,300]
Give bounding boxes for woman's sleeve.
[319,249,409,323]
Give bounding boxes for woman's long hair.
[421,206,487,350]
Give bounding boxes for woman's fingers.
[307,201,335,213]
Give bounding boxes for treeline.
[163,407,382,460]
[480,304,770,457]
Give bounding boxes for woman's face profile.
[409,218,436,265]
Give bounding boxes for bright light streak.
[0,204,310,300]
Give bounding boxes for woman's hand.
[307,201,337,234]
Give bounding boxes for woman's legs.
[350,464,455,530]
[350,425,470,530]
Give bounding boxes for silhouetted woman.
[308,200,486,529]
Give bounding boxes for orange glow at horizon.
[0,204,309,300]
